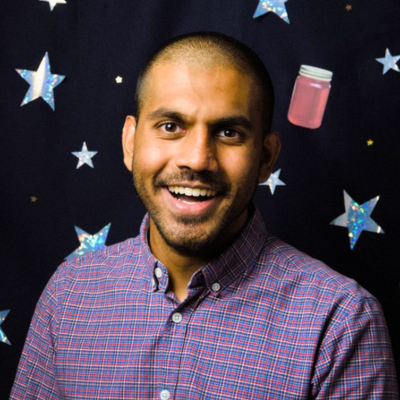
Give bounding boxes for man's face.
[123,62,278,255]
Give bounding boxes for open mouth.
[167,186,218,204]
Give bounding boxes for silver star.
[259,169,286,194]
[16,53,65,110]
[72,142,98,169]
[330,191,384,249]
[40,0,67,11]
[376,48,400,74]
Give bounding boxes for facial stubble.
[131,157,260,257]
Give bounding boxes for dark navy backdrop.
[1,0,399,397]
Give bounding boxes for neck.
[148,221,208,302]
[148,209,249,302]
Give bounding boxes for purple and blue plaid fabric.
[11,208,398,399]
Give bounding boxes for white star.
[16,53,65,111]
[40,0,67,11]
[376,48,400,74]
[115,76,123,84]
[259,169,286,194]
[72,142,98,169]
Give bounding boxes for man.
[11,32,398,399]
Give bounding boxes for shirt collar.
[138,205,268,294]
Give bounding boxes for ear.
[258,131,281,183]
[122,115,137,171]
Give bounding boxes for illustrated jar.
[287,65,333,129]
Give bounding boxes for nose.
[174,127,218,173]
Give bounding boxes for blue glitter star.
[259,169,286,194]
[253,0,290,24]
[0,309,11,346]
[66,224,111,260]
[16,53,65,110]
[330,191,384,250]
[72,142,98,168]
[376,48,400,75]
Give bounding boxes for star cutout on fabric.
[330,191,384,250]
[40,0,67,11]
[376,48,400,75]
[115,76,123,84]
[0,310,11,346]
[259,169,286,194]
[367,139,374,146]
[253,0,290,23]
[72,142,98,168]
[66,224,111,260]
[345,4,352,11]
[30,196,38,202]
[16,53,65,110]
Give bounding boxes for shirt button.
[211,282,221,292]
[160,389,170,400]
[155,267,163,278]
[172,312,183,324]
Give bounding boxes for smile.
[168,186,217,199]
[165,186,219,211]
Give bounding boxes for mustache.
[154,170,231,193]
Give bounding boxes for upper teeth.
[168,186,217,197]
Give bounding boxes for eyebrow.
[147,108,253,130]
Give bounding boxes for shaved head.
[135,32,274,134]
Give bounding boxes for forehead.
[140,61,262,122]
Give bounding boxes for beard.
[132,162,259,256]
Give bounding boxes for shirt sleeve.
[10,269,61,400]
[311,295,399,399]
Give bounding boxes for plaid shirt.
[11,208,398,399]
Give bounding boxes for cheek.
[134,140,170,176]
[220,149,261,185]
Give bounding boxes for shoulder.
[255,235,380,323]
[51,235,145,292]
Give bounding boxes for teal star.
[330,191,384,250]
[376,48,400,74]
[0,310,11,346]
[16,53,65,110]
[259,169,286,194]
[253,0,290,23]
[66,224,111,260]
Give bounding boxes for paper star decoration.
[367,139,374,146]
[115,76,123,83]
[30,196,38,202]
[253,0,290,23]
[40,0,67,11]
[66,224,111,260]
[376,48,400,74]
[259,169,286,194]
[72,142,98,168]
[16,53,65,110]
[345,4,352,11]
[0,309,11,346]
[330,191,384,249]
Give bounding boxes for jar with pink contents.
[287,65,333,129]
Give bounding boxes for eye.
[216,129,241,139]
[160,123,182,133]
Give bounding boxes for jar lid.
[299,65,333,81]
